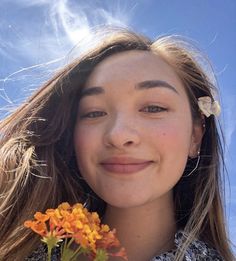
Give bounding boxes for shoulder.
[151,230,224,261]
[174,230,224,260]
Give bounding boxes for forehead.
[85,50,185,95]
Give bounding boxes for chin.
[104,195,150,209]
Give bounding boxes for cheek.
[149,118,192,146]
[163,125,191,148]
[149,120,192,167]
[74,126,95,164]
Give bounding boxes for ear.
[189,121,205,158]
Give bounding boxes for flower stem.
[47,245,52,261]
[67,238,75,248]
[61,238,83,261]
[70,245,83,260]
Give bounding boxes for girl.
[0,28,234,260]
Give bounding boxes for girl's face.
[74,50,202,209]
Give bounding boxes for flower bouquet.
[24,202,127,261]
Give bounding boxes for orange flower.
[24,202,127,261]
[109,247,128,260]
[24,220,47,237]
[34,212,50,222]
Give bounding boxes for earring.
[183,151,200,177]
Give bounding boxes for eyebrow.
[135,80,179,94]
[80,80,179,98]
[80,86,104,98]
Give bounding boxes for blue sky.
[0,0,235,250]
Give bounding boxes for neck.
[102,193,177,261]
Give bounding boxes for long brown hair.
[0,28,234,260]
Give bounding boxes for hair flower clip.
[198,96,221,117]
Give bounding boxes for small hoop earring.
[183,151,200,177]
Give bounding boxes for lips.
[100,157,153,174]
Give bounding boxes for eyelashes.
[81,111,107,118]
[140,105,167,113]
[80,105,168,119]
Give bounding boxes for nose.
[103,114,141,149]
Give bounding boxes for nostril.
[125,140,133,146]
[103,126,140,148]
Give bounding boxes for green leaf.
[94,249,108,261]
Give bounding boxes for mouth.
[100,157,154,174]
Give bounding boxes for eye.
[81,111,107,118]
[140,105,167,113]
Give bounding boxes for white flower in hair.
[198,96,221,117]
